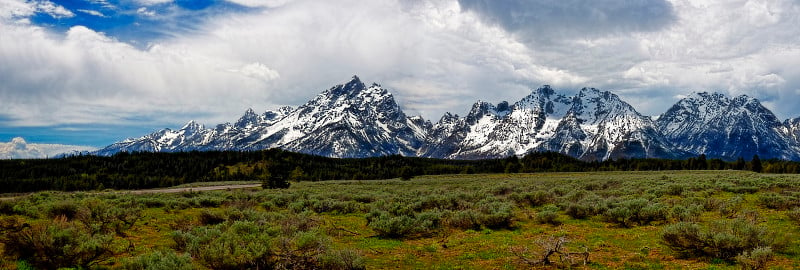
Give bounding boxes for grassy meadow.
[2,171,800,269]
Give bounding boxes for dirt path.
[0,183,262,201]
[124,184,262,194]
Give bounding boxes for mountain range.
[94,76,800,161]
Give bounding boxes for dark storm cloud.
[457,0,676,42]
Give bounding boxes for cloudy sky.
[1,0,800,149]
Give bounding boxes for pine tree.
[504,155,521,173]
[399,166,414,180]
[734,157,746,170]
[751,155,762,173]
[697,154,708,170]
[289,166,306,181]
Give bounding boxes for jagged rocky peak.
[181,120,204,131]
[234,108,263,129]
[92,76,800,161]
[469,100,495,114]
[465,99,515,124]
[687,91,762,108]
[657,91,797,160]
[568,87,638,125]
[433,112,462,129]
[538,84,555,96]
[262,106,294,124]
[408,115,430,126]
[214,122,232,132]
[513,85,571,118]
[692,91,728,100]
[787,117,800,142]
[326,75,367,97]
[516,85,554,106]
[464,101,489,124]
[495,101,511,115]
[659,91,774,131]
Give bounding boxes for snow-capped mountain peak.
[93,77,800,161]
[181,120,204,131]
[234,108,263,129]
[656,91,798,160]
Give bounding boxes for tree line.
[0,149,791,193]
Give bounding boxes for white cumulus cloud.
[1,0,800,144]
[234,62,280,82]
[136,7,156,17]
[77,9,107,17]
[225,0,294,8]
[35,1,74,18]
[0,137,97,159]
[134,0,173,6]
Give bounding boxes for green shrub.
[475,200,514,229]
[15,260,35,270]
[319,249,366,270]
[277,211,320,234]
[0,217,119,269]
[171,221,276,269]
[46,199,81,219]
[660,222,705,258]
[661,218,777,260]
[536,204,561,225]
[365,210,441,238]
[703,197,722,211]
[289,200,310,213]
[640,202,669,223]
[137,197,168,208]
[562,190,590,203]
[444,200,514,230]
[0,199,17,215]
[165,212,356,270]
[735,246,773,270]
[311,199,363,214]
[664,184,686,196]
[274,230,332,269]
[720,182,760,194]
[72,198,143,237]
[198,209,227,225]
[510,191,554,207]
[787,207,800,223]
[718,196,744,217]
[120,249,194,270]
[758,193,796,210]
[486,183,515,196]
[604,198,668,227]
[564,194,607,219]
[195,195,225,207]
[447,209,481,230]
[670,204,703,222]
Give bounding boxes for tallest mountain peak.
[344,75,365,89]
[325,75,367,97]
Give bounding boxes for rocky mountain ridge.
[94,76,800,161]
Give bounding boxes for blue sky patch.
[0,124,164,146]
[30,0,258,46]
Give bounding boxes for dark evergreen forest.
[1,149,796,193]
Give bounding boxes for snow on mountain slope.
[561,88,684,161]
[93,77,800,161]
[787,117,800,145]
[95,76,427,158]
[425,85,571,159]
[250,76,427,157]
[427,86,683,160]
[656,92,798,160]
